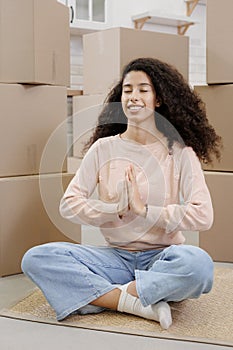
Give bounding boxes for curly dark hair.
[84,57,222,164]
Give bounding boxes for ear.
[155,96,162,107]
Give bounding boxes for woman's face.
[121,70,160,124]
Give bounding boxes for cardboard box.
[83,27,189,95]
[194,85,233,171]
[73,94,106,158]
[207,0,233,84]
[200,172,233,263]
[0,84,67,176]
[0,173,81,277]
[0,0,70,86]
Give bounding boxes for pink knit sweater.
[60,134,213,251]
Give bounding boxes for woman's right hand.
[126,164,147,217]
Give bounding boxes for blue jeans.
[21,243,214,321]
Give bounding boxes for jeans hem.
[135,270,148,307]
[56,285,116,321]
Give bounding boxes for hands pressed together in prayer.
[118,164,147,219]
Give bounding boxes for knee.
[179,245,214,294]
[21,245,41,275]
[21,243,54,276]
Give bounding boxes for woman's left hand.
[126,164,147,217]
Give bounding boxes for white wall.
[187,3,207,86]
[109,0,186,29]
[70,35,83,90]
[57,0,67,4]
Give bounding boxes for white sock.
[117,283,172,330]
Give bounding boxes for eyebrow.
[122,83,152,87]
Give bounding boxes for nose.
[129,88,140,101]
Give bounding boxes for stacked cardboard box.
[70,27,189,243]
[0,0,80,276]
[206,0,233,84]
[194,0,233,262]
[82,27,189,95]
[0,0,70,85]
[72,94,106,162]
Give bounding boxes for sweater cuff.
[146,205,166,230]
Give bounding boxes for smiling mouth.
[127,105,144,111]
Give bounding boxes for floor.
[0,262,232,350]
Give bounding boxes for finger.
[126,177,133,204]
[131,164,137,180]
[118,180,129,215]
[130,164,136,177]
[127,165,135,183]
[125,167,130,181]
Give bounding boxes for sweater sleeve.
[59,141,119,226]
[146,147,214,234]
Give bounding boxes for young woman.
[22,58,222,330]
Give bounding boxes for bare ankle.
[90,288,121,310]
[126,281,138,297]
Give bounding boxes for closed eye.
[123,89,149,93]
